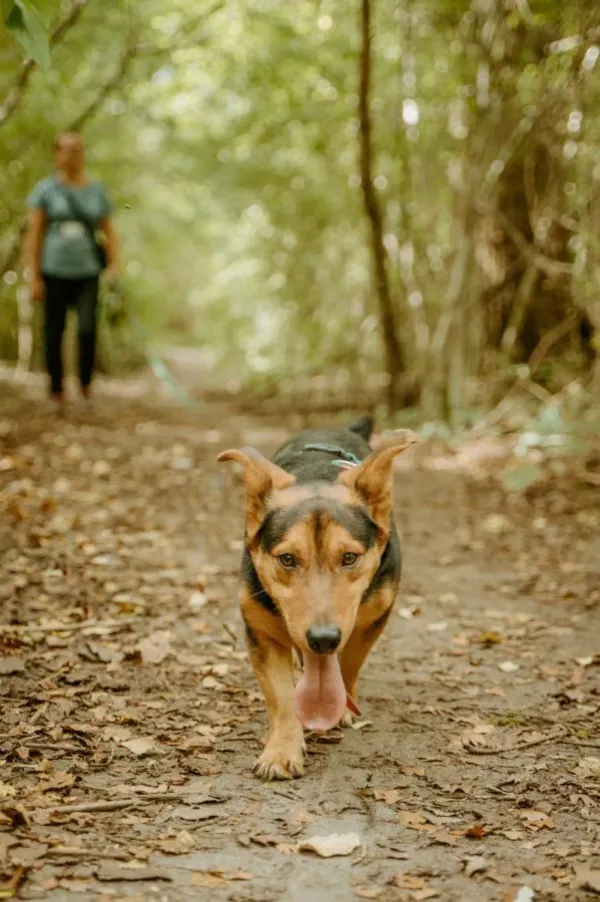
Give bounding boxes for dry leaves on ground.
[298,833,362,858]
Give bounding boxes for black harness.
[302,442,361,469]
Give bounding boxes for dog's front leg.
[339,586,397,726]
[244,621,305,780]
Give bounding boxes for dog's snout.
[306,625,342,654]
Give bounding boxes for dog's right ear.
[338,429,418,537]
[217,447,295,544]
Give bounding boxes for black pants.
[43,276,99,395]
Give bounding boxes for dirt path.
[1,376,599,901]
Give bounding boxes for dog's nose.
[306,626,342,654]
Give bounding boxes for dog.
[217,416,417,780]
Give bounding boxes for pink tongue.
[295,652,347,732]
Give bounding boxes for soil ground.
[1,370,599,902]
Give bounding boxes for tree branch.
[0,0,90,130]
[133,1,223,56]
[472,198,574,278]
[0,1,224,281]
[358,0,406,410]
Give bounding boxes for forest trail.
[1,371,599,901]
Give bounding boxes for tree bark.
[358,0,406,410]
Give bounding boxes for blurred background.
[1,0,599,437]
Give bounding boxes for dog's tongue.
[295,652,348,732]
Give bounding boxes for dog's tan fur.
[219,429,417,779]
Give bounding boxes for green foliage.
[0,0,599,419]
[2,0,52,69]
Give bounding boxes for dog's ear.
[339,429,418,536]
[217,447,295,543]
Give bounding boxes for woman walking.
[24,131,120,411]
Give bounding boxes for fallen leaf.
[519,809,554,831]
[464,856,488,877]
[249,834,285,847]
[461,823,487,839]
[0,783,16,800]
[483,513,511,534]
[137,631,172,665]
[102,726,132,743]
[191,870,252,888]
[8,841,48,868]
[121,737,159,757]
[288,808,315,826]
[0,866,26,898]
[356,889,382,899]
[298,833,361,858]
[97,864,171,882]
[502,830,524,841]
[189,591,207,610]
[212,662,229,677]
[394,875,439,899]
[503,889,535,902]
[0,658,25,676]
[0,806,29,828]
[38,771,76,793]
[164,806,221,822]
[156,831,195,855]
[576,654,600,668]
[575,867,600,894]
[398,810,428,828]
[455,722,496,751]
[191,872,225,888]
[429,830,456,846]
[479,631,502,647]
[396,875,428,890]
[57,879,90,892]
[373,789,400,805]
[576,757,600,780]
[499,661,520,673]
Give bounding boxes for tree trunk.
[358,0,407,411]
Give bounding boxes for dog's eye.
[341,552,360,568]
[278,553,297,570]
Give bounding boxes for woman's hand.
[103,263,120,285]
[30,274,45,302]
[100,217,120,286]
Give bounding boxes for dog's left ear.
[339,429,419,536]
[217,447,295,543]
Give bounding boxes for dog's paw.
[253,738,306,781]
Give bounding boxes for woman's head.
[54,131,84,176]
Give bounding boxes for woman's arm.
[24,207,46,301]
[100,216,119,280]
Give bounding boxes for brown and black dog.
[217,417,417,780]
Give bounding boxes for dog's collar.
[302,442,361,469]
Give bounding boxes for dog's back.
[272,416,375,484]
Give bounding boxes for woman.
[24,131,120,410]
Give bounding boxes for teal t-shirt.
[27,175,111,279]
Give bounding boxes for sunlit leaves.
[2,0,53,70]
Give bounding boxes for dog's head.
[217,430,417,654]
